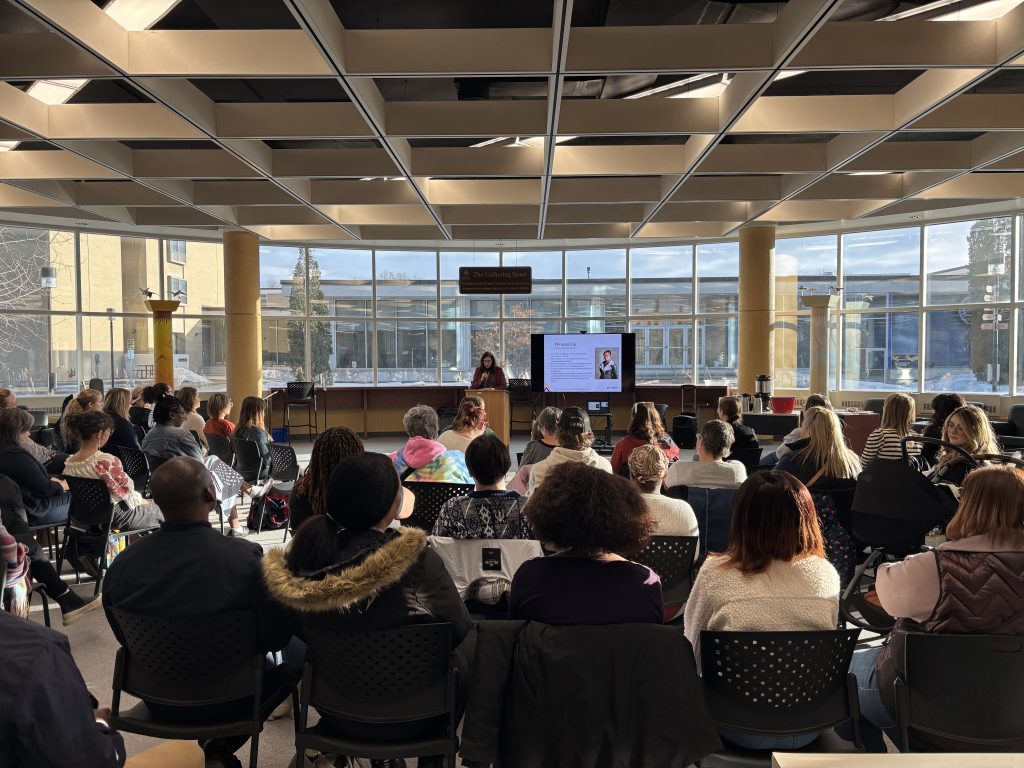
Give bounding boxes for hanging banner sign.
[459,266,532,294]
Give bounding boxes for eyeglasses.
[946,422,966,433]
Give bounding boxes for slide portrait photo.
[596,348,619,380]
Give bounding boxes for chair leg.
[249,730,259,768]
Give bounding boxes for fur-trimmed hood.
[262,527,427,613]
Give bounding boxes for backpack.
[812,492,855,587]
[255,490,290,531]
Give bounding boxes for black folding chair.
[401,481,474,532]
[700,629,862,767]
[632,535,698,624]
[295,619,458,767]
[268,442,300,541]
[895,632,1024,752]
[232,438,264,484]
[729,447,763,474]
[284,381,317,441]
[105,445,151,499]
[207,433,234,466]
[107,609,273,768]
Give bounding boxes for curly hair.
[451,395,487,433]
[626,401,668,442]
[294,427,365,518]
[525,462,655,556]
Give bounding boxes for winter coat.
[390,436,470,484]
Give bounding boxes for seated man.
[102,457,300,768]
[0,610,125,767]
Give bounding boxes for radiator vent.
[840,400,863,409]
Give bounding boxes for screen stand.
[592,413,613,453]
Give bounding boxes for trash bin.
[272,427,289,443]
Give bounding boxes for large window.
[841,311,919,391]
[630,245,693,316]
[842,227,920,309]
[696,242,739,313]
[566,249,626,318]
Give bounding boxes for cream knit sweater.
[684,555,840,665]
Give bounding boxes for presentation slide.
[531,333,635,393]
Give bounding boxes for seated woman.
[128,383,165,429]
[59,389,102,453]
[628,444,698,538]
[102,387,140,450]
[762,393,832,466]
[850,466,1024,752]
[511,462,661,624]
[775,406,861,489]
[920,392,965,467]
[437,396,488,453]
[520,406,561,467]
[289,426,364,532]
[141,396,203,461]
[861,392,920,465]
[433,433,531,540]
[390,405,470,483]
[202,393,235,439]
[63,411,164,531]
[232,396,272,481]
[684,471,840,751]
[0,387,62,472]
[175,386,209,451]
[718,396,759,452]
[928,403,998,490]
[528,407,613,494]
[610,402,679,476]
[665,419,746,490]
[0,408,71,525]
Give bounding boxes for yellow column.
[143,300,179,386]
[223,231,262,421]
[737,225,776,395]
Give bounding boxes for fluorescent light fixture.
[849,171,893,176]
[624,72,722,100]
[470,137,507,148]
[26,79,88,105]
[104,0,180,30]
[0,141,17,152]
[667,79,731,99]
[774,70,807,81]
[881,0,1023,20]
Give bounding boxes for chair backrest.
[299,618,454,724]
[112,446,150,490]
[206,433,234,465]
[402,481,475,531]
[851,458,957,548]
[700,629,860,734]
[145,454,170,477]
[196,399,209,421]
[428,536,543,599]
[516,452,524,466]
[507,378,533,399]
[286,381,315,402]
[188,429,201,446]
[1008,404,1024,434]
[687,487,737,555]
[632,535,699,608]
[897,632,1024,748]
[109,608,262,707]
[89,378,105,394]
[134,424,148,443]
[231,437,263,480]
[27,410,49,429]
[64,475,114,527]
[654,403,669,423]
[729,447,762,474]
[268,442,299,482]
[863,398,885,415]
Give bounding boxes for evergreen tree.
[966,218,1011,389]
[286,252,306,378]
[308,250,334,385]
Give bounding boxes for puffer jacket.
[390,436,470,483]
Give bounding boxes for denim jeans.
[31,491,71,525]
[847,645,897,752]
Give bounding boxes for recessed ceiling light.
[104,0,180,31]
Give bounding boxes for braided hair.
[294,426,365,518]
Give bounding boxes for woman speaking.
[471,351,507,390]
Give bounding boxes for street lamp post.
[107,307,116,391]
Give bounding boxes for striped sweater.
[860,427,921,464]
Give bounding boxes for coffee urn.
[755,374,772,412]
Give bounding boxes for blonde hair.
[939,405,999,466]
[103,387,132,420]
[62,388,102,445]
[795,406,862,481]
[880,392,915,435]
[946,466,1024,546]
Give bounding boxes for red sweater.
[611,433,680,475]
[204,418,236,438]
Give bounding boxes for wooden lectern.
[469,389,510,445]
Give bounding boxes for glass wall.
[5,211,1024,395]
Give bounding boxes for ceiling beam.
[537,0,573,238]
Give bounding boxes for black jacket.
[461,620,722,768]
[102,520,292,653]
[729,420,759,451]
[263,526,470,644]
[0,443,64,522]
[107,414,140,450]
[0,611,125,767]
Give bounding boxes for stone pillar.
[143,300,179,386]
[223,231,262,421]
[803,294,839,397]
[737,225,776,396]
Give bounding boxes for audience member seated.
[289,426,364,532]
[0,609,126,767]
[610,401,679,475]
[141,396,203,461]
[519,406,561,467]
[0,476,102,625]
[59,389,102,453]
[684,471,840,750]
[510,463,662,624]
[920,392,965,467]
[0,387,63,472]
[128,383,169,429]
[433,433,531,540]
[718,395,759,452]
[470,350,507,390]
[928,404,998,491]
[390,405,470,483]
[775,406,861,489]
[101,388,140,450]
[665,419,746,490]
[849,466,1024,752]
[175,386,208,451]
[761,393,832,466]
[63,411,164,532]
[861,392,920,465]
[627,444,699,538]
[232,396,272,481]
[528,407,612,493]
[202,393,235,439]
[103,457,298,767]
[0,408,71,525]
[438,395,488,453]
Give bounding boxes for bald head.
[150,457,217,523]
